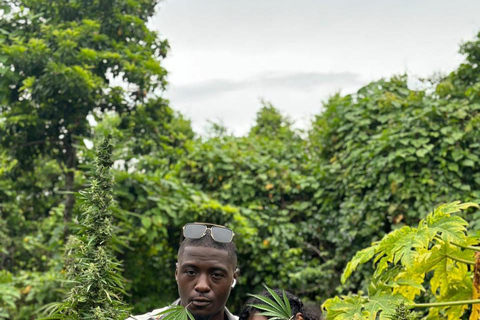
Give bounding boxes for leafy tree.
[0,2,173,314]
[0,0,168,226]
[249,101,296,139]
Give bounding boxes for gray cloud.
[169,71,361,102]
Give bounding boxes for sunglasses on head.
[183,222,235,243]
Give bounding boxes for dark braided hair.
[238,289,320,320]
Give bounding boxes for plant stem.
[443,238,480,253]
[414,299,480,308]
[446,254,475,265]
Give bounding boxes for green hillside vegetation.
[1,0,480,319]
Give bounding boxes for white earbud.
[231,279,237,288]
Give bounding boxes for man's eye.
[212,272,225,279]
[185,270,196,276]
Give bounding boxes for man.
[128,223,239,320]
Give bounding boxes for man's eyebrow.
[210,266,229,273]
[179,263,230,273]
[179,263,199,269]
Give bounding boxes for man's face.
[176,246,237,320]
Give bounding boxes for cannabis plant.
[43,136,129,319]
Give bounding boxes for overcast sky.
[149,0,480,135]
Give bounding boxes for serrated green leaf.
[426,212,468,243]
[342,245,378,283]
[372,226,429,277]
[322,295,370,320]
[364,293,407,320]
[415,242,471,297]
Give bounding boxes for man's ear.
[294,313,304,320]
[232,268,239,287]
[175,262,179,281]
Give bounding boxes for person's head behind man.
[176,223,238,320]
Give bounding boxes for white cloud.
[150,0,480,135]
[169,71,361,102]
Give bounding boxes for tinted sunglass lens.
[211,226,233,243]
[184,224,207,239]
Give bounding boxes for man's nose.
[195,274,211,292]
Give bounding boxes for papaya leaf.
[436,276,472,320]
[426,213,469,243]
[424,201,478,243]
[322,295,370,320]
[415,242,471,297]
[372,226,429,277]
[363,292,408,320]
[392,270,425,300]
[341,245,378,284]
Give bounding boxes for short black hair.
[238,289,320,320]
[178,229,238,269]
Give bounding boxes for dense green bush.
[307,74,480,296]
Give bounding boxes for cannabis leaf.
[154,305,195,320]
[248,286,293,320]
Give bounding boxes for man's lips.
[191,297,212,307]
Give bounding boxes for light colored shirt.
[126,299,238,320]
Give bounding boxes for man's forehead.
[178,246,233,268]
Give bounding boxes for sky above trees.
[151,0,480,135]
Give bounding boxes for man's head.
[176,227,238,320]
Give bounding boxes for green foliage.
[0,0,172,316]
[177,111,313,308]
[0,270,21,319]
[0,270,65,320]
[308,72,480,298]
[249,101,296,139]
[323,201,480,320]
[0,0,169,273]
[3,3,480,317]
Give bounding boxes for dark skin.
[176,246,238,320]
